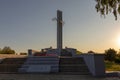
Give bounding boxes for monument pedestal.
[80,54,105,77]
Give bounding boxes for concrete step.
[59,65,89,72]
[60,57,85,64]
[1,58,26,64]
[18,67,28,72]
[0,58,26,72]
[59,57,90,74]
[25,61,59,64]
[58,72,90,75]
[0,64,22,72]
[19,57,60,73]
[27,57,59,61]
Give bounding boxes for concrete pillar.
[28,49,33,57]
[57,10,62,53]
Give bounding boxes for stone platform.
[18,56,90,75]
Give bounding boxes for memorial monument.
[19,10,105,77]
[57,10,63,53]
[29,10,77,56]
[56,10,64,55]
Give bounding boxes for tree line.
[0,46,120,63]
[0,46,15,54]
[87,48,120,63]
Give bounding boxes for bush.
[0,46,15,54]
[105,48,117,62]
[115,57,120,63]
[88,50,95,53]
[20,53,27,55]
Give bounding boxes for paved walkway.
[0,74,119,80]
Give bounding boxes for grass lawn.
[105,61,120,71]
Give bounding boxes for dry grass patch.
[105,61,120,71]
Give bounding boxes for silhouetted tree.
[95,0,120,20]
[114,49,120,63]
[0,48,1,54]
[88,50,95,53]
[117,49,120,57]
[105,48,117,61]
[1,46,15,54]
[76,50,82,54]
[20,52,27,55]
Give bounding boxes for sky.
[0,0,120,53]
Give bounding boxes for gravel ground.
[0,74,119,80]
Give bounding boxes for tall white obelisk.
[57,10,63,54]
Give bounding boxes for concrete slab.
[0,74,119,80]
[27,65,51,73]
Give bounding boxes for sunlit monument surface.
[19,10,105,77]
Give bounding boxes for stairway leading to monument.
[19,56,59,73]
[0,58,26,72]
[0,56,90,75]
[59,57,90,75]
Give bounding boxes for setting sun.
[117,36,120,47]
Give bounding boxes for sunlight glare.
[117,36,120,47]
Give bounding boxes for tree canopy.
[95,0,120,20]
[105,48,117,61]
[0,46,15,54]
[87,50,95,53]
